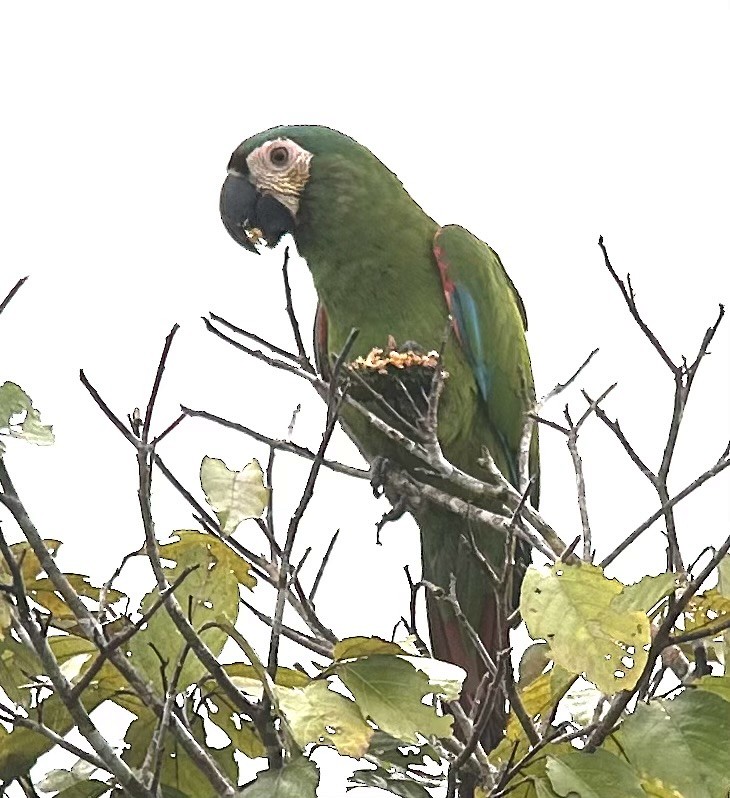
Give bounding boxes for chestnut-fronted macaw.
[220,125,538,752]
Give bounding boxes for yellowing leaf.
[717,555,730,673]
[200,456,268,536]
[521,563,650,693]
[278,680,373,757]
[640,777,685,797]
[336,655,452,743]
[164,530,256,589]
[207,706,266,759]
[506,666,574,742]
[334,636,406,660]
[221,662,310,689]
[8,540,61,582]
[127,532,241,692]
[0,597,11,636]
[684,589,730,636]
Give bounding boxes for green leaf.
[365,730,438,769]
[520,562,650,693]
[694,674,730,702]
[0,682,112,781]
[399,656,465,702]
[489,740,572,797]
[127,531,240,691]
[0,636,42,706]
[611,572,677,614]
[615,689,730,798]
[221,662,309,689]
[348,766,434,798]
[518,641,551,685]
[0,382,54,450]
[124,712,236,798]
[546,749,645,798]
[241,757,319,797]
[337,655,452,743]
[207,705,266,759]
[278,679,373,757]
[52,780,110,798]
[200,456,268,535]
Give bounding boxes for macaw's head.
[220,125,402,253]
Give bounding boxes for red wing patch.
[433,229,464,348]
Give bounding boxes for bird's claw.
[375,495,408,544]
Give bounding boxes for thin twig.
[0,460,235,797]
[209,311,300,366]
[181,406,368,480]
[599,445,730,568]
[142,324,179,443]
[310,529,340,602]
[0,276,29,316]
[266,329,358,681]
[282,247,312,369]
[0,521,152,798]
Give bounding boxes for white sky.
[1,2,729,794]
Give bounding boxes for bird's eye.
[269,146,290,167]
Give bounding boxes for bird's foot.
[369,455,391,498]
[375,495,408,545]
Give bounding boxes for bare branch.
[266,329,357,681]
[598,236,676,372]
[599,446,730,568]
[282,247,313,369]
[142,324,179,443]
[181,406,368,480]
[310,528,340,602]
[0,276,29,317]
[0,520,152,798]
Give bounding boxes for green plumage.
[226,126,538,752]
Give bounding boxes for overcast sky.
[2,2,729,794]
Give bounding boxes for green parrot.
[220,125,538,753]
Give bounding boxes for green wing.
[433,224,537,492]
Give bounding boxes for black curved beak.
[220,171,295,253]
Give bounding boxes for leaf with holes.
[336,655,452,743]
[0,382,54,451]
[520,562,649,693]
[683,589,730,638]
[278,679,373,757]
